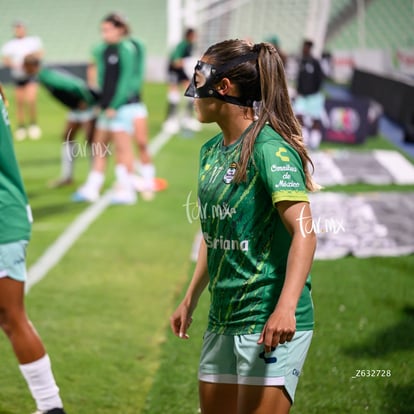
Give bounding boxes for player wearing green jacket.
[24,56,98,187]
[0,85,66,414]
[163,28,200,134]
[127,33,156,200]
[74,13,138,205]
[171,39,319,414]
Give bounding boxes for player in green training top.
[0,85,66,414]
[170,39,319,414]
[74,13,139,204]
[23,56,98,187]
[120,18,157,200]
[163,28,201,134]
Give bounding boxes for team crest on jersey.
[108,54,119,65]
[223,162,237,184]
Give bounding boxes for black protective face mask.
[184,52,260,107]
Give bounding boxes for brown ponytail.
[204,39,319,192]
[0,84,9,107]
[237,42,319,191]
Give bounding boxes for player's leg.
[132,107,156,200]
[166,85,180,120]
[296,113,310,147]
[25,81,42,140]
[133,115,151,165]
[198,332,238,414]
[50,120,81,188]
[72,124,108,202]
[0,277,45,363]
[293,95,312,146]
[14,84,27,140]
[0,242,65,413]
[83,117,96,147]
[199,382,238,414]
[309,118,323,149]
[163,70,181,134]
[307,92,325,149]
[113,129,134,172]
[237,385,291,414]
[111,128,136,204]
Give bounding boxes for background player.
[293,39,325,149]
[121,18,157,200]
[0,85,66,414]
[1,20,43,140]
[163,28,200,134]
[170,39,318,414]
[23,56,98,187]
[74,13,138,204]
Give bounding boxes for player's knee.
[0,307,16,336]
[138,142,148,153]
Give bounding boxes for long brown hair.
[203,39,319,192]
[0,84,9,107]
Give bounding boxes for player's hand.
[105,108,116,118]
[257,307,296,352]
[170,302,193,340]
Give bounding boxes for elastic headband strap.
[213,52,258,78]
[212,52,259,107]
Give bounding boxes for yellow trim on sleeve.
[272,191,309,204]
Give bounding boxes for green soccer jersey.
[129,37,146,95]
[92,39,136,109]
[169,40,192,63]
[0,93,32,244]
[38,68,96,109]
[198,124,314,335]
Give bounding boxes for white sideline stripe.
[25,191,113,293]
[148,130,173,156]
[374,149,414,185]
[26,129,173,293]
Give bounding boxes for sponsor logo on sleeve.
[275,147,290,162]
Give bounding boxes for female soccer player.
[23,56,98,187]
[74,13,138,204]
[163,28,200,134]
[170,39,319,414]
[1,21,43,140]
[294,39,325,149]
[121,20,157,200]
[0,85,66,414]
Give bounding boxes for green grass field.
[0,84,413,414]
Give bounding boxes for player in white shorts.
[1,20,43,140]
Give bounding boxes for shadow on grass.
[385,382,414,414]
[20,156,60,168]
[0,407,15,414]
[32,201,85,220]
[343,305,414,358]
[343,306,414,414]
